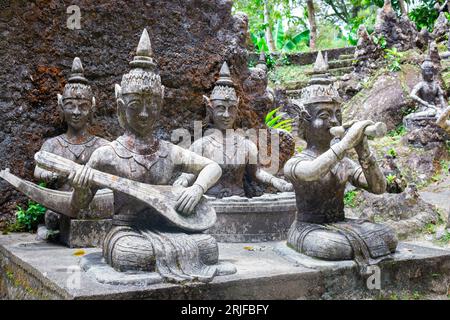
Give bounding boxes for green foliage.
[423,222,437,235]
[408,0,440,32]
[14,200,46,232]
[344,6,379,45]
[265,107,293,132]
[384,47,404,72]
[388,124,406,138]
[268,63,312,88]
[372,35,387,49]
[316,22,348,50]
[437,230,450,245]
[234,0,310,53]
[266,54,276,70]
[386,173,397,184]
[387,148,397,158]
[344,190,358,208]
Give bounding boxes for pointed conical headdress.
[210,61,237,101]
[119,28,163,96]
[62,57,93,100]
[299,51,342,106]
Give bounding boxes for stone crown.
[121,29,163,96]
[211,61,238,101]
[63,57,93,100]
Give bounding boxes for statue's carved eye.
[318,112,330,119]
[127,101,140,110]
[79,103,89,111]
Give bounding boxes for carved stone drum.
[205,192,297,242]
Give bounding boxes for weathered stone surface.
[59,217,112,248]
[349,185,440,239]
[432,12,449,42]
[1,233,450,299]
[419,176,450,227]
[373,0,419,52]
[0,0,270,224]
[205,192,297,242]
[343,65,422,131]
[403,119,449,147]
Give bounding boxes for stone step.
[283,80,310,91]
[329,66,353,76]
[328,58,354,69]
[305,65,353,76]
[339,53,355,60]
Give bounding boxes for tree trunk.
[263,0,276,53]
[398,0,407,16]
[306,0,317,51]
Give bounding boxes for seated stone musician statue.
[284,53,398,268]
[46,29,235,283]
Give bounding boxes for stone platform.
[1,233,450,300]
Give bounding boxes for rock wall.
[0,0,270,223]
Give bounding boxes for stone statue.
[34,57,110,240]
[37,29,235,282]
[406,56,447,121]
[174,61,293,198]
[284,53,398,268]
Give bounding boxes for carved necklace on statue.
[57,134,96,160]
[114,136,165,172]
[209,132,243,163]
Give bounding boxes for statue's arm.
[410,83,433,108]
[173,140,204,187]
[247,141,293,191]
[350,137,386,194]
[34,140,59,182]
[68,151,103,216]
[174,144,222,192]
[284,146,345,182]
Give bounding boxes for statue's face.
[62,98,91,131]
[422,67,434,81]
[122,91,162,136]
[210,99,238,130]
[304,102,341,146]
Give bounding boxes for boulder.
[342,65,421,130]
[432,12,449,42]
[350,185,440,239]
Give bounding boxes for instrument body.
[33,151,217,232]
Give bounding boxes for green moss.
[268,64,312,89]
[344,190,359,208]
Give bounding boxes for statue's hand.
[354,136,371,159]
[175,184,204,215]
[68,165,93,191]
[340,120,374,150]
[41,169,59,182]
[173,175,190,188]
[272,178,293,192]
